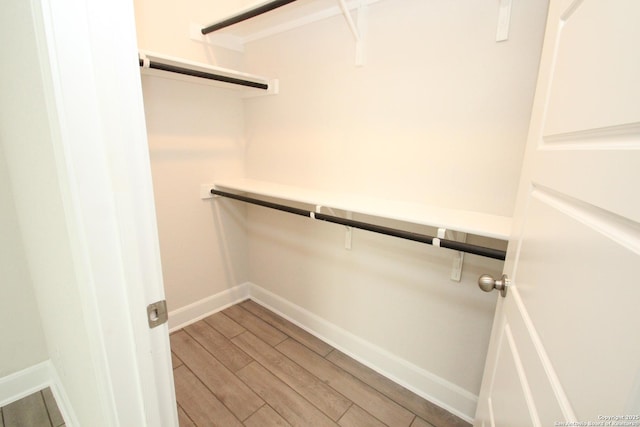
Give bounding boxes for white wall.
[0,147,47,379]
[133,0,247,66]
[135,0,254,319]
[141,76,249,313]
[241,0,548,419]
[243,0,547,215]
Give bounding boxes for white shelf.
[193,0,383,52]
[213,178,512,240]
[194,0,511,52]
[138,50,278,95]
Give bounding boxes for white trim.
[510,287,577,421]
[0,361,51,407]
[48,362,80,427]
[167,283,250,332]
[0,360,79,426]
[504,324,540,426]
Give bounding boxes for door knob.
[478,274,509,297]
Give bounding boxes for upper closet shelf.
[138,50,278,95]
[210,178,512,241]
[191,0,512,54]
[191,0,382,53]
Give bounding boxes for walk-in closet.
[3,0,639,425]
[135,0,545,423]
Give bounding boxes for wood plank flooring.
[0,388,65,427]
[172,300,472,427]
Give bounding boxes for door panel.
[475,0,640,424]
[503,295,565,427]
[488,324,536,427]
[544,0,640,135]
[533,149,640,223]
[517,190,640,418]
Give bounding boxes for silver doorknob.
[478,274,509,297]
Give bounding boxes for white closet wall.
[134,0,248,67]
[241,0,547,419]
[135,0,253,318]
[0,147,47,379]
[243,0,547,214]
[141,77,250,313]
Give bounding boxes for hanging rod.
[202,0,298,35]
[138,58,269,90]
[211,189,506,260]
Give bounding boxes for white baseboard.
[0,361,51,407]
[248,283,477,422]
[0,360,78,426]
[167,283,250,332]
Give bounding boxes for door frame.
[34,0,177,424]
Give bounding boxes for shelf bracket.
[337,0,360,42]
[495,0,512,42]
[435,228,467,282]
[446,229,467,282]
[344,211,353,250]
[316,205,353,249]
[336,0,366,66]
[355,2,367,67]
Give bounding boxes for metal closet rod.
[201,0,298,34]
[211,189,507,261]
[138,59,269,90]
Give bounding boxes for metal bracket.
[335,0,367,66]
[355,2,367,67]
[436,228,467,282]
[344,211,353,250]
[448,230,467,282]
[147,300,168,328]
[337,0,360,42]
[317,205,353,250]
[201,183,218,199]
[496,0,512,42]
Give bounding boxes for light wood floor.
[0,388,64,427]
[172,300,471,427]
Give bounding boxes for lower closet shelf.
[208,179,510,260]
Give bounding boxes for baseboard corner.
[0,360,51,407]
[167,282,251,332]
[0,360,78,425]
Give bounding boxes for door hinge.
[147,300,168,328]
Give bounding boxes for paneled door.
[475,0,640,425]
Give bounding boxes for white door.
[475,0,640,425]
